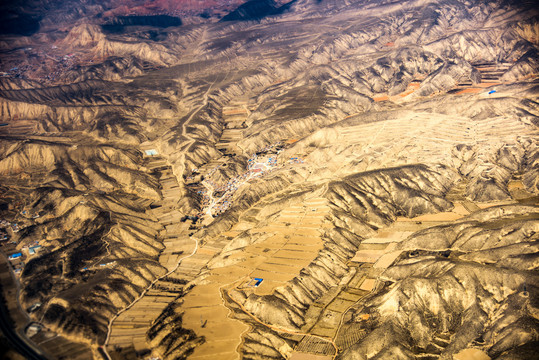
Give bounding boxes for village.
[0,45,88,84]
[191,141,304,219]
[1,212,44,278]
[0,213,93,359]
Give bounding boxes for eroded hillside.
[0,0,537,359]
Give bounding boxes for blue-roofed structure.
[248,278,264,287]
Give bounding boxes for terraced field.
[0,0,537,359]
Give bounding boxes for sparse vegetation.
[0,0,537,359]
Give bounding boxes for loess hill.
[0,0,538,359]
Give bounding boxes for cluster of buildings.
[288,157,304,164]
[0,47,84,84]
[0,219,16,242]
[248,154,278,172]
[1,216,43,277]
[197,143,292,218]
[190,141,306,219]
[0,221,10,243]
[41,52,81,83]
[99,261,116,268]
[7,242,42,277]
[206,169,252,216]
[1,64,33,78]
[21,209,40,219]
[10,222,19,233]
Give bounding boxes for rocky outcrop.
[18,187,166,343]
[0,141,160,197]
[221,165,456,338]
[417,59,480,96]
[0,138,167,343]
[62,24,106,48]
[328,165,456,229]
[147,299,205,359]
[62,56,155,82]
[501,48,539,83]
[341,205,539,360]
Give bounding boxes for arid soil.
[0,0,537,359]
